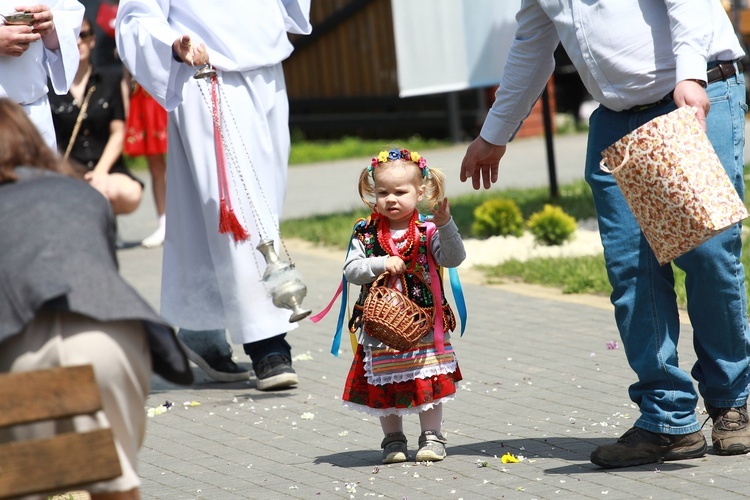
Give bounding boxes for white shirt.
[0,0,83,104]
[481,0,745,145]
[116,0,312,111]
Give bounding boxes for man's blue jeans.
[585,69,750,434]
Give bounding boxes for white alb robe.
[116,0,311,344]
[0,0,83,149]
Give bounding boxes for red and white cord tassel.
[210,75,248,242]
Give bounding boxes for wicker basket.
[362,272,433,351]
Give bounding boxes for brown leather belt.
[706,60,744,84]
[626,60,744,112]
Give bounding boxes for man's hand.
[673,79,710,131]
[20,4,54,36]
[172,35,209,67]
[0,24,39,56]
[460,136,506,190]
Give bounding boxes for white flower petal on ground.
[293,352,314,361]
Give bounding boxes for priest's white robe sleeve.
[46,0,85,95]
[115,0,192,111]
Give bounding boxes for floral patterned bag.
[600,106,748,265]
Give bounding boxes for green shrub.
[471,198,524,238]
[527,204,577,246]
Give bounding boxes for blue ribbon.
[328,218,367,356]
[449,267,467,336]
[329,276,349,356]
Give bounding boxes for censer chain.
[197,76,294,265]
[196,79,263,277]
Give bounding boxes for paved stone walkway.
[115,132,750,499]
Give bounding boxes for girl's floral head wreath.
[368,149,430,178]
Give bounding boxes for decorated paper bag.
[600,106,748,265]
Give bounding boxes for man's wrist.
[684,78,707,88]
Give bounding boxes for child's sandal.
[381,432,408,464]
[415,430,447,462]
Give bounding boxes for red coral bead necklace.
[377,210,419,272]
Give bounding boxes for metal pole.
[540,83,559,199]
[447,92,462,144]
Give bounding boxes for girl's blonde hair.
[357,148,445,211]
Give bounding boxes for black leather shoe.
[253,353,298,391]
[178,331,249,383]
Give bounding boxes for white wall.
[392,0,521,97]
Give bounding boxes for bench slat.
[0,429,121,497]
[0,365,102,427]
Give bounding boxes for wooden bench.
[0,365,122,499]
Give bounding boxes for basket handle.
[374,271,399,288]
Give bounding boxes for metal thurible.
[193,64,217,79]
[256,239,311,323]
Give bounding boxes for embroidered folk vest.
[348,216,456,334]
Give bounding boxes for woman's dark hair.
[0,98,77,183]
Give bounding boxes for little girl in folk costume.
[341,148,466,464]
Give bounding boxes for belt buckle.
[718,62,729,80]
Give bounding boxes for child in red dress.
[125,80,168,247]
[341,149,466,464]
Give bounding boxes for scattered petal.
[146,406,167,418]
[301,412,315,420]
[501,452,520,463]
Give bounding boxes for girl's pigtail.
[423,167,446,210]
[358,167,375,210]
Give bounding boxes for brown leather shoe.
[590,426,707,468]
[706,403,750,455]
